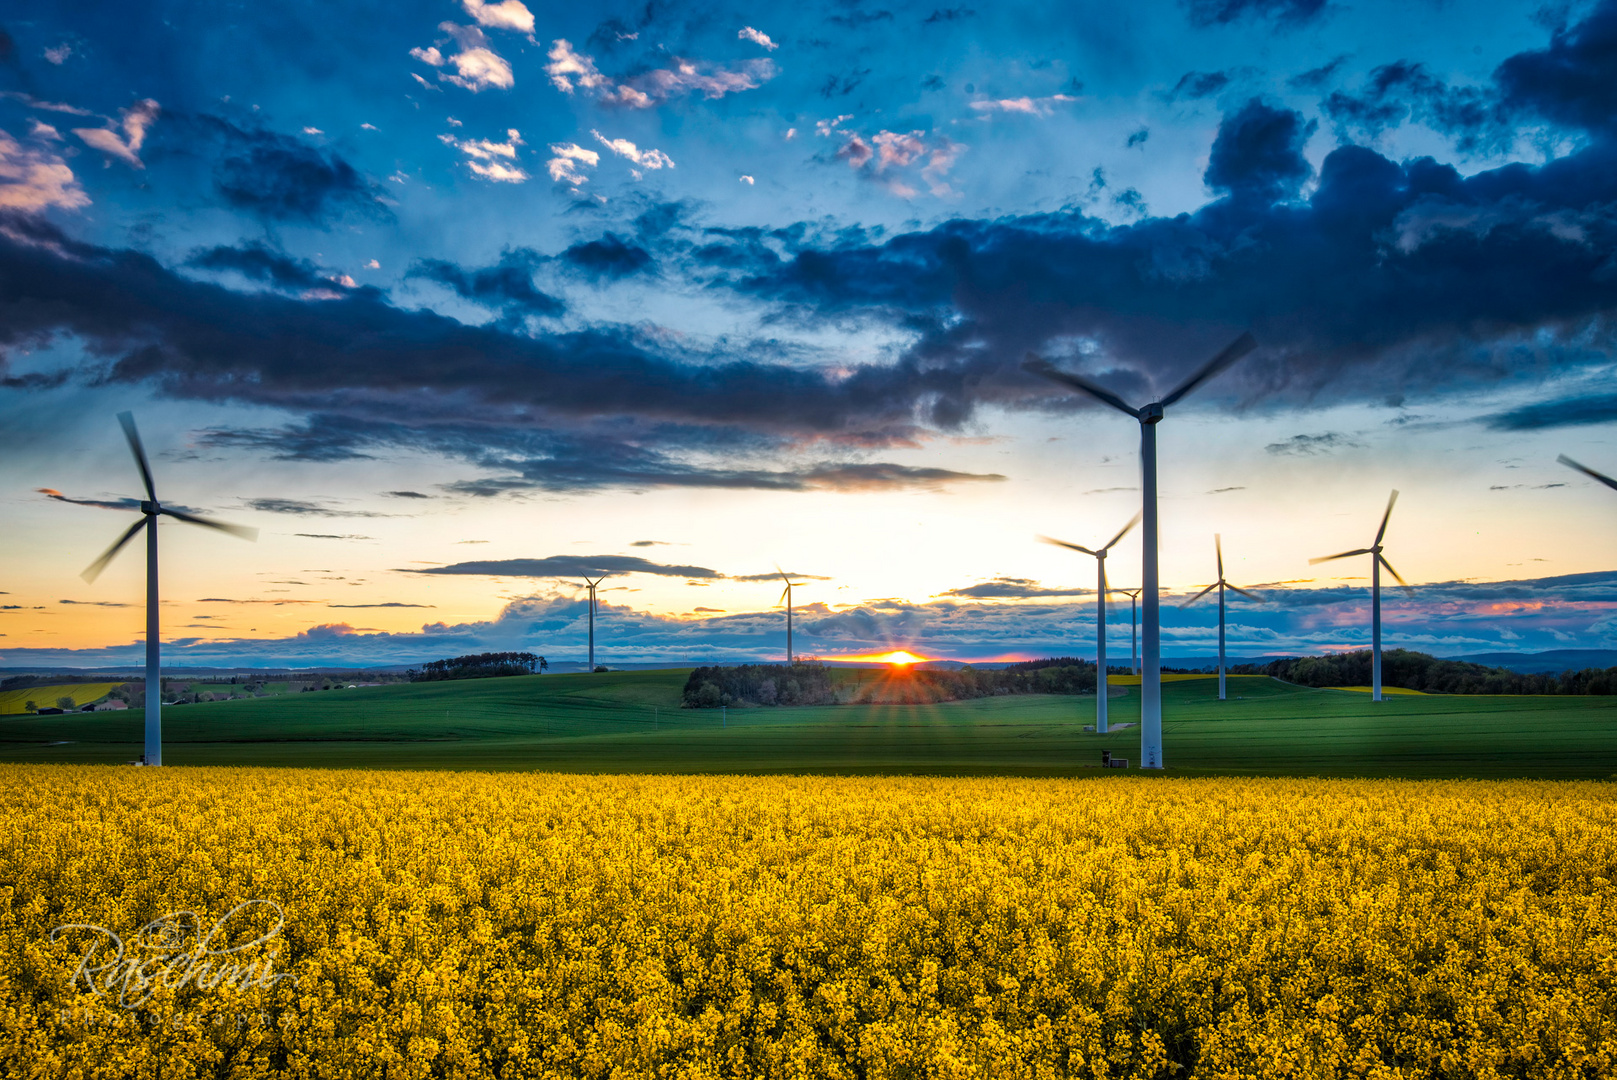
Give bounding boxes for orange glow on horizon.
[831,649,931,666]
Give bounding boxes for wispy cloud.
[546,142,599,187]
[440,128,528,182]
[968,94,1079,117]
[591,130,674,174]
[545,38,775,108]
[72,99,159,169]
[738,27,778,50]
[413,24,513,92]
[0,129,88,212]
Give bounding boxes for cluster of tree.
[408,652,547,683]
[1231,649,1617,695]
[683,664,837,708]
[681,658,1125,709]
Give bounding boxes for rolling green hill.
[1,669,1613,778]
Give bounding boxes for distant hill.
[1447,650,1617,674]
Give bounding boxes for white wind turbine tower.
[1309,490,1414,702]
[1113,587,1142,675]
[1024,331,1257,769]
[67,412,257,766]
[777,567,807,663]
[1180,534,1266,700]
[1040,512,1140,734]
[581,576,605,671]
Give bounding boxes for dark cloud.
[384,491,433,499]
[937,577,1093,599]
[723,80,1617,411]
[828,10,894,28]
[294,533,375,540]
[327,602,435,608]
[630,540,668,547]
[37,488,202,514]
[730,571,833,582]
[1126,128,1150,148]
[409,555,724,579]
[1167,71,1230,101]
[187,242,345,292]
[1288,55,1348,92]
[1484,392,1617,431]
[559,234,654,280]
[1204,99,1316,202]
[1321,61,1497,150]
[244,498,386,517]
[205,121,389,224]
[407,249,565,319]
[1265,432,1362,455]
[1183,0,1327,28]
[1495,1,1617,134]
[923,7,976,23]
[59,599,133,607]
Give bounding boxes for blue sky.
[5,0,1617,668]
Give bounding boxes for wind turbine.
[1180,534,1266,701]
[1558,454,1617,492]
[1112,588,1142,675]
[1024,331,1257,769]
[777,567,806,663]
[581,576,604,671]
[67,412,256,766]
[1040,512,1140,734]
[1309,490,1414,702]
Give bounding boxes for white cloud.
[72,98,160,169]
[739,175,755,185]
[461,0,534,34]
[738,26,777,50]
[411,72,441,91]
[816,114,853,137]
[546,142,599,186]
[0,128,90,212]
[43,45,72,65]
[838,127,964,198]
[28,120,60,141]
[366,259,381,269]
[546,39,774,108]
[447,116,463,127]
[590,130,674,169]
[362,122,378,131]
[441,128,530,182]
[785,127,797,140]
[968,94,1079,117]
[546,39,611,93]
[414,24,513,92]
[303,126,323,135]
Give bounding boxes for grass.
[1,668,1613,778]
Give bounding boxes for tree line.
[408,652,548,682]
[1231,649,1617,694]
[680,658,1126,709]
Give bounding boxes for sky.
[5,0,1617,669]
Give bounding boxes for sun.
[874,650,928,667]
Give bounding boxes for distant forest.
[1232,649,1617,695]
[409,652,547,682]
[681,658,1123,708]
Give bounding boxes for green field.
[1,669,1613,777]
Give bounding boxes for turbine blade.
[1558,454,1617,492]
[1309,548,1372,564]
[780,585,790,605]
[117,411,157,503]
[1226,584,1267,603]
[1101,511,1143,553]
[1379,554,1415,597]
[1038,534,1098,556]
[1375,489,1399,544]
[161,507,257,541]
[81,516,149,583]
[1215,532,1223,579]
[1160,331,1257,408]
[1022,355,1141,419]
[1180,582,1218,608]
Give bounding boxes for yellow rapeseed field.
[1,766,1613,1079]
[0,683,122,715]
